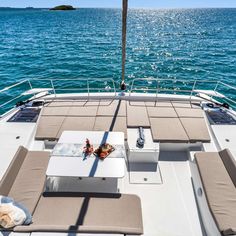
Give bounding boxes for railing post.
[50,80,56,95]
[190,80,197,106]
[214,80,220,92]
[87,79,90,99]
[28,79,32,89]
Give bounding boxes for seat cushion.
[8,151,50,214]
[147,107,178,118]
[57,117,96,139]
[171,101,201,108]
[97,100,127,117]
[35,116,65,140]
[180,118,210,142]
[145,101,173,107]
[150,118,189,142]
[93,116,127,139]
[0,146,28,196]
[67,101,99,117]
[195,151,236,236]
[175,108,204,118]
[41,106,69,116]
[45,101,74,107]
[14,193,143,235]
[127,102,150,128]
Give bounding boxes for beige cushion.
[35,116,65,140]
[172,101,200,108]
[97,100,127,117]
[41,106,69,116]
[180,118,210,142]
[0,146,28,196]
[67,102,99,116]
[195,151,236,236]
[127,102,150,127]
[219,149,236,187]
[175,108,204,118]
[94,116,127,139]
[57,117,96,139]
[145,101,173,107]
[15,193,143,235]
[45,101,74,107]
[8,151,50,214]
[147,107,177,118]
[150,118,189,142]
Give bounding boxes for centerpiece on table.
[83,139,94,157]
[94,143,115,160]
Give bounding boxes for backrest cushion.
[0,146,28,196]
[8,151,50,214]
[219,149,236,187]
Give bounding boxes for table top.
[58,131,124,146]
[46,156,125,178]
[48,131,126,179]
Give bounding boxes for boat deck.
[0,95,236,236]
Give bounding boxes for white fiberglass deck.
[1,93,236,236]
[120,151,204,236]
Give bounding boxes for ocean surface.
[0,8,236,113]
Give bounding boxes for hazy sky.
[0,0,236,8]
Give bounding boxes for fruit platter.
[94,143,115,160]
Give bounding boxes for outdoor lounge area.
[0,146,143,235]
[35,99,211,143]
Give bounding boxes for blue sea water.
[0,8,236,112]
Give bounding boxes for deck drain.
[144,178,148,181]
[16,136,20,139]
[225,139,230,142]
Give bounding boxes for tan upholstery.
[35,116,65,140]
[15,193,143,235]
[8,151,50,214]
[145,101,173,107]
[127,102,150,127]
[0,146,28,196]
[97,100,127,117]
[45,101,74,107]
[94,116,127,139]
[147,107,178,118]
[67,103,98,116]
[175,108,204,118]
[41,106,69,116]
[150,118,189,142]
[180,118,210,142]
[57,116,96,138]
[171,101,200,108]
[195,151,236,236]
[219,149,236,187]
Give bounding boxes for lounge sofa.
[195,149,236,236]
[0,146,143,235]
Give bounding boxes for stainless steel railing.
[0,77,235,116]
[0,78,116,115]
[129,78,236,109]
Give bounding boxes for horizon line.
[1,6,236,9]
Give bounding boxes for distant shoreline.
[0,7,236,10]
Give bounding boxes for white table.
[47,131,126,179]
[58,131,124,145]
[46,156,125,178]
